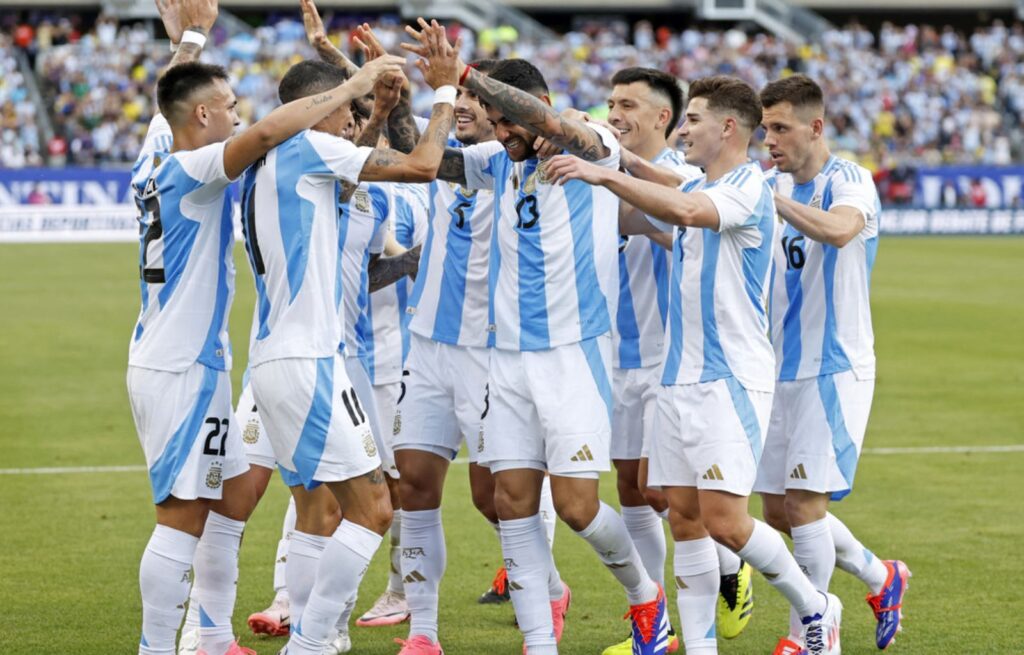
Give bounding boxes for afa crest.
[354,189,371,213]
[363,432,378,457]
[205,463,223,489]
[242,420,260,445]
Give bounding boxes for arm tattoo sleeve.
[367,245,422,293]
[386,97,420,154]
[168,39,204,68]
[436,148,467,185]
[356,112,387,148]
[316,43,359,77]
[464,71,609,161]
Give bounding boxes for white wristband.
[169,41,178,52]
[433,85,456,107]
[180,30,207,49]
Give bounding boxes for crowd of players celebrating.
[126,0,910,654]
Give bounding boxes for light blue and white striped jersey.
[339,183,391,359]
[767,156,880,381]
[615,148,702,369]
[364,182,429,384]
[129,115,237,373]
[239,130,373,367]
[463,124,621,351]
[656,161,777,392]
[407,140,504,348]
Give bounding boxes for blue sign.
[0,167,133,206]
[916,166,1024,209]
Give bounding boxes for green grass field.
[1,237,1023,654]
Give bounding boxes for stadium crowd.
[3,11,1022,199]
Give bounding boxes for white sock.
[657,508,670,521]
[402,508,446,642]
[539,476,557,548]
[674,537,720,655]
[183,579,201,633]
[622,505,667,589]
[577,502,659,605]
[736,520,825,621]
[193,512,245,655]
[500,515,556,650]
[714,541,741,576]
[828,512,888,593]
[387,509,405,594]
[334,595,356,634]
[138,525,199,655]
[790,518,835,641]
[286,521,383,655]
[273,497,297,598]
[287,531,329,629]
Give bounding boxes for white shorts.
[648,377,772,496]
[754,371,874,500]
[127,363,249,504]
[343,355,393,477]
[236,382,276,470]
[482,335,613,477]
[371,381,402,479]
[611,364,662,461]
[393,334,490,464]
[251,354,380,489]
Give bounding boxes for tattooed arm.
[462,68,610,162]
[434,148,467,185]
[367,244,422,292]
[300,0,360,77]
[357,104,453,183]
[339,101,392,202]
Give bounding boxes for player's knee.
[783,492,826,527]
[702,513,745,550]
[552,493,598,532]
[470,483,497,522]
[642,487,669,513]
[615,466,644,505]
[492,485,534,520]
[762,503,791,534]
[398,469,442,510]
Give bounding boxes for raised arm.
[223,55,405,180]
[356,21,458,183]
[545,154,720,230]
[350,23,420,153]
[400,19,609,162]
[300,0,359,76]
[160,0,218,68]
[619,147,688,188]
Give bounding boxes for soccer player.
[545,75,843,655]
[128,5,404,655]
[403,24,668,655]
[754,74,909,654]
[240,22,461,655]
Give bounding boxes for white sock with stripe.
[790,517,836,642]
[138,525,198,655]
[387,509,405,594]
[674,537,720,655]
[273,497,297,601]
[500,514,556,651]
[286,531,329,629]
[286,521,383,655]
[622,504,667,589]
[736,519,825,620]
[402,508,446,642]
[828,512,888,593]
[193,512,245,655]
[576,502,659,604]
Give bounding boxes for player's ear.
[657,107,671,132]
[811,116,825,139]
[541,94,552,107]
[195,102,210,128]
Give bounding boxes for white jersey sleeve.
[703,166,764,233]
[173,142,234,206]
[302,129,374,184]
[461,141,505,190]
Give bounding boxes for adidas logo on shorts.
[570,445,595,462]
[790,464,808,480]
[702,464,724,481]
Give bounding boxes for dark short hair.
[470,58,500,75]
[157,62,229,122]
[279,60,351,105]
[687,75,762,132]
[611,67,684,138]
[487,59,548,96]
[760,74,825,114]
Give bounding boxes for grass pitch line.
[2,444,1023,475]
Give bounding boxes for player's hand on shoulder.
[545,154,605,186]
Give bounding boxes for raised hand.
[178,0,218,34]
[299,0,329,50]
[401,18,462,90]
[354,23,407,98]
[345,54,408,98]
[155,0,184,44]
